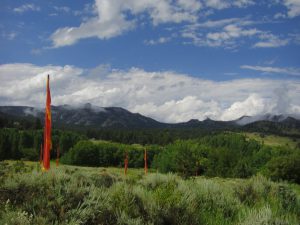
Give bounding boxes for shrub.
[234,175,273,206]
[265,154,300,184]
[0,165,299,225]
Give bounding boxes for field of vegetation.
[1,125,300,224]
[0,161,299,225]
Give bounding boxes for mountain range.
[0,104,299,132]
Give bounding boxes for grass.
[0,160,299,225]
[243,132,300,149]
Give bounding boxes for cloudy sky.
[0,0,300,122]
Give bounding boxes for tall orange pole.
[42,75,52,171]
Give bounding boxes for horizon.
[1,103,300,123]
[1,0,300,123]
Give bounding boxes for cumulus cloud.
[283,0,300,18]
[49,0,260,48]
[50,0,201,47]
[241,65,300,76]
[221,94,270,120]
[273,85,291,114]
[48,0,295,49]
[1,63,300,122]
[133,96,222,122]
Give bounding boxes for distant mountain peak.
[234,113,300,125]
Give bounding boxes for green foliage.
[0,163,299,225]
[265,153,300,184]
[85,128,215,145]
[0,128,86,161]
[153,133,300,183]
[1,128,300,184]
[61,140,160,168]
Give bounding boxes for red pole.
[42,75,52,171]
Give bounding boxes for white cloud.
[50,0,201,47]
[49,1,293,49]
[204,0,230,9]
[274,12,286,19]
[13,4,40,13]
[1,31,18,40]
[206,24,258,45]
[241,65,300,76]
[0,63,300,122]
[233,0,255,8]
[204,0,254,10]
[283,0,300,18]
[183,20,259,48]
[221,94,269,120]
[182,17,292,49]
[51,17,134,47]
[187,18,243,28]
[133,96,222,122]
[53,6,71,13]
[253,33,289,48]
[144,37,172,45]
[178,0,202,11]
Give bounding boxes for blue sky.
[0,0,300,122]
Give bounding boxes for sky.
[0,0,300,122]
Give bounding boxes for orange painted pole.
[42,75,52,171]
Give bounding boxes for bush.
[265,154,300,183]
[21,148,39,161]
[61,140,160,169]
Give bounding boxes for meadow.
[243,132,300,149]
[0,160,299,225]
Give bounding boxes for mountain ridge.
[0,104,299,130]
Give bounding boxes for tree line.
[0,128,85,161]
[59,132,300,183]
[152,133,300,183]
[1,127,299,183]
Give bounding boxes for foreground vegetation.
[0,161,299,225]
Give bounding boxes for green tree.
[265,153,300,184]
